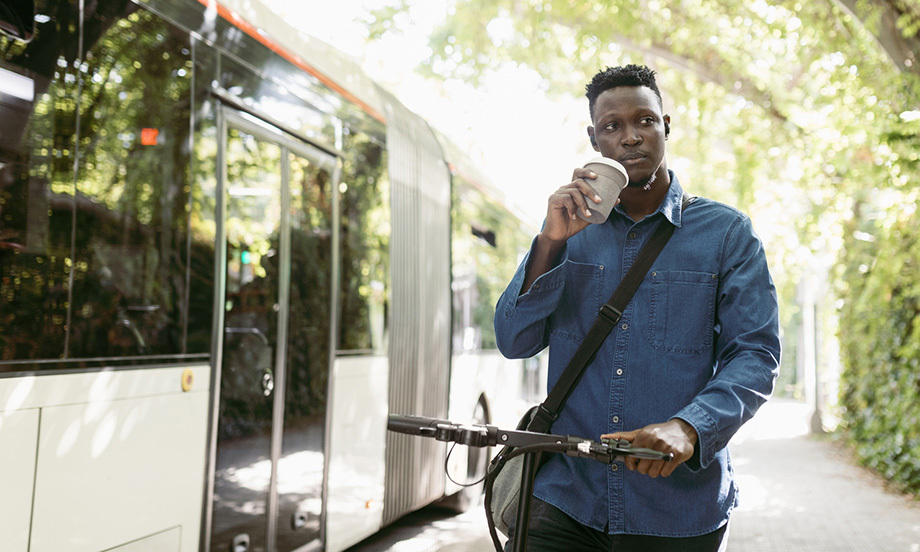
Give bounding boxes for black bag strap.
[527,194,695,433]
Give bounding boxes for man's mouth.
[620,153,647,166]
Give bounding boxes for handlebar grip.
[387,414,452,436]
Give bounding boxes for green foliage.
[837,192,920,494]
[836,107,920,494]
[892,0,920,38]
[367,0,920,495]
[364,0,412,40]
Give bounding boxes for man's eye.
[605,123,618,131]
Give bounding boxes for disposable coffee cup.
[577,157,628,224]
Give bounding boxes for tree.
[366,0,920,494]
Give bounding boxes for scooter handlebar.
[387,414,452,437]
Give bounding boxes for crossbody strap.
[528,194,696,433]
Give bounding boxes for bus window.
[0,0,79,363]
[338,132,389,354]
[276,151,333,551]
[0,1,34,42]
[67,7,195,360]
[451,181,532,352]
[0,1,206,368]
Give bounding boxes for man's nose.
[622,127,642,146]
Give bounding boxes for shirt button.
[599,265,604,270]
[616,368,624,376]
[628,232,638,239]
[620,323,628,330]
[611,464,619,472]
[612,416,619,423]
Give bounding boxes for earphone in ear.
[664,120,671,138]
[590,135,598,147]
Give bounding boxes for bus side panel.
[107,527,182,552]
[325,356,389,552]
[445,353,534,496]
[448,353,532,432]
[0,408,39,552]
[378,87,452,527]
[19,367,209,552]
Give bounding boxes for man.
[494,64,780,551]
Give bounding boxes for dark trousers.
[504,497,729,552]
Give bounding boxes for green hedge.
[837,195,920,496]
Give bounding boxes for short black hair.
[585,64,663,121]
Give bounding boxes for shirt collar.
[612,170,685,227]
[661,170,685,228]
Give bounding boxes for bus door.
[211,108,336,552]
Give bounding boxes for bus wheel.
[439,398,490,513]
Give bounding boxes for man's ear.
[587,127,599,150]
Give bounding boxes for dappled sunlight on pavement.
[728,399,920,551]
[345,502,494,552]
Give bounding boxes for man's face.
[588,86,669,188]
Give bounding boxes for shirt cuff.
[502,242,569,316]
[671,403,719,471]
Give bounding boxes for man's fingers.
[632,458,672,478]
[624,455,671,478]
[622,456,639,472]
[567,182,594,217]
[601,430,637,442]
[659,461,679,478]
[602,427,688,478]
[571,176,602,205]
[570,167,601,204]
[552,185,591,218]
[559,192,579,219]
[572,167,597,182]
[548,189,580,220]
[645,461,664,479]
[637,459,655,477]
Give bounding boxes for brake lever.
[567,437,674,463]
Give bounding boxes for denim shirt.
[494,172,780,537]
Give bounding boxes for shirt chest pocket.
[550,261,604,342]
[646,270,718,355]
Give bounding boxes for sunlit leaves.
[367,0,920,493]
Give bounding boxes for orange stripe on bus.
[197,0,386,123]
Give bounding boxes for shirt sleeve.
[671,215,781,471]
[494,236,571,359]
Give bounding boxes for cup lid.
[584,157,628,178]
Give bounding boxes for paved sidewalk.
[727,399,920,551]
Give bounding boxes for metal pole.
[512,452,541,552]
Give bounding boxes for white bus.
[0,1,542,551]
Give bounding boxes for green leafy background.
[367,0,920,495]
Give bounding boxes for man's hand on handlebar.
[601,419,698,478]
[388,413,672,464]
